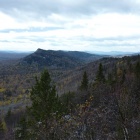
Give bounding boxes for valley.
[0,49,140,139]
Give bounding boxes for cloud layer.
[1,0,140,18]
[0,0,140,52]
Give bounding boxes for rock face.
[20,49,102,69]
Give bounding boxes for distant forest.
[0,51,140,140]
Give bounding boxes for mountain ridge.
[20,48,103,69]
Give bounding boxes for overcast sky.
[0,0,140,52]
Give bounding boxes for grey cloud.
[0,40,10,43]
[0,40,25,43]
[0,27,63,33]
[0,0,140,20]
[72,35,140,43]
[63,35,140,50]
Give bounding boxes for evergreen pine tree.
[96,63,105,82]
[16,70,64,139]
[135,61,140,83]
[107,73,113,85]
[80,71,88,90]
[29,69,63,122]
[15,117,29,140]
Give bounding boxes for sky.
[0,0,140,52]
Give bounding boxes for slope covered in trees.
[20,48,103,69]
[0,54,140,139]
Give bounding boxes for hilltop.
[20,48,103,69]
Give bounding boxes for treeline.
[0,55,140,139]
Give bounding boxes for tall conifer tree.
[80,71,88,90]
[96,63,105,82]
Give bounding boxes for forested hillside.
[20,49,103,69]
[0,53,140,140]
[0,49,103,102]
